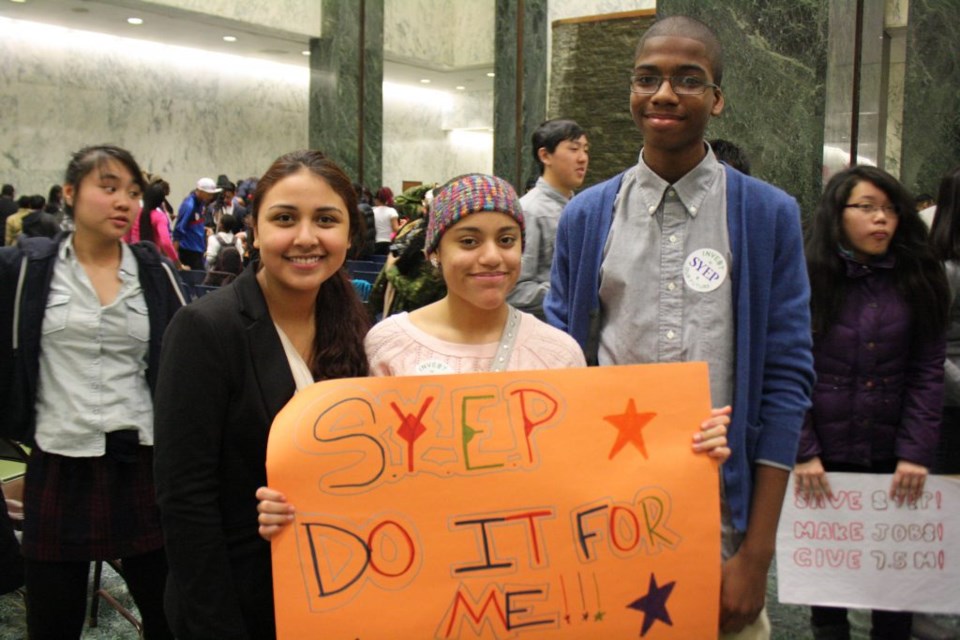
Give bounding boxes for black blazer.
[154,266,295,639]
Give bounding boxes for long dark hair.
[137,183,166,244]
[806,165,948,337]
[252,150,369,380]
[929,165,960,261]
[64,145,146,219]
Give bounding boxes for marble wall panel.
[384,0,455,66]
[381,88,492,194]
[144,0,321,37]
[494,0,547,191]
[659,0,829,218]
[443,90,494,131]
[383,0,494,68]
[900,0,960,198]
[0,21,308,199]
[453,2,496,68]
[309,0,383,187]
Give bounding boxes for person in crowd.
[173,177,220,270]
[147,175,176,224]
[367,210,446,320]
[0,184,17,246]
[0,144,185,639]
[4,195,31,246]
[202,245,243,286]
[5,195,45,246]
[20,204,59,240]
[204,212,243,270]
[544,16,815,638]
[507,119,589,319]
[372,185,400,254]
[125,183,184,269]
[153,149,370,639]
[916,192,936,228]
[206,181,246,231]
[351,182,377,259]
[710,138,752,175]
[795,165,947,639]
[256,171,731,531]
[924,165,960,476]
[45,184,64,217]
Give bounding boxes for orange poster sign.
[267,362,720,639]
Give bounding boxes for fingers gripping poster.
[266,363,721,639]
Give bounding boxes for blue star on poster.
[627,573,676,636]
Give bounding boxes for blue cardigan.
[544,167,815,531]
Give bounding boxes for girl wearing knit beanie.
[256,174,732,539]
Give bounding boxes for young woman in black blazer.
[152,150,369,639]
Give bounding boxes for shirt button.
[667,282,676,291]
[865,380,874,389]
[666,330,676,339]
[648,205,657,213]
[866,342,876,350]
[669,234,678,243]
[689,206,697,213]
[667,189,676,197]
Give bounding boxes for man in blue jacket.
[544,15,814,639]
[174,177,220,270]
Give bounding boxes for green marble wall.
[900,0,960,198]
[493,0,548,192]
[549,12,657,188]
[309,0,383,188]
[656,1,829,217]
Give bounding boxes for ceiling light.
[301,50,310,56]
[10,0,27,4]
[420,79,431,84]
[486,72,495,77]
[127,17,143,25]
[456,85,465,91]
[222,35,237,42]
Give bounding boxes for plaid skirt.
[21,444,164,562]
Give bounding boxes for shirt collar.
[58,233,138,282]
[534,176,572,205]
[634,142,723,218]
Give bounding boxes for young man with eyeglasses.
[545,15,814,639]
[507,119,589,318]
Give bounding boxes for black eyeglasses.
[844,203,898,216]
[630,75,719,96]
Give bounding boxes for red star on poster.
[603,399,656,460]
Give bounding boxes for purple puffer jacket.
[797,255,945,468]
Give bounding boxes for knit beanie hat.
[425,173,525,254]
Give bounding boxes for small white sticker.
[683,248,728,293]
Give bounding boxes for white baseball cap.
[196,177,222,194]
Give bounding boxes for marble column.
[658,0,829,217]
[493,0,548,192]
[309,0,383,188]
[899,0,960,198]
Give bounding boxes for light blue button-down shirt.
[598,147,734,410]
[33,236,153,456]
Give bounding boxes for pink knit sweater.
[364,310,586,376]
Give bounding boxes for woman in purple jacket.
[796,165,948,640]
